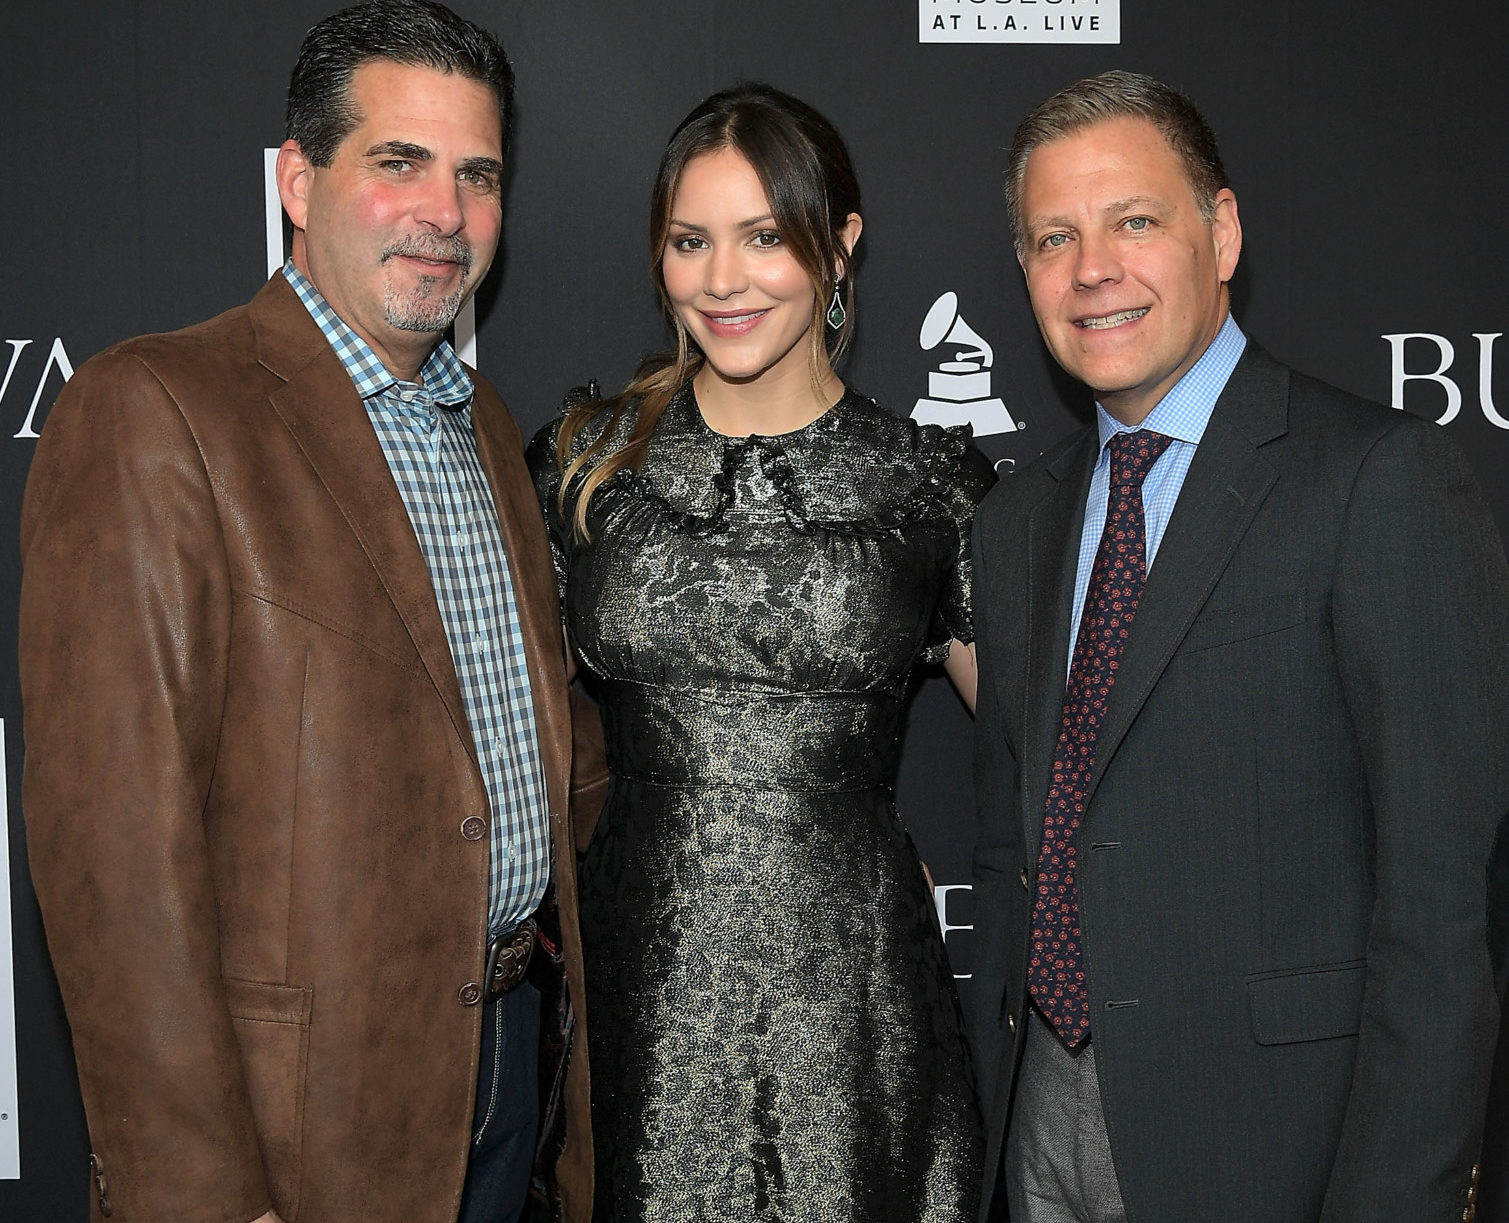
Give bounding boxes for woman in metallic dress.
[528,83,990,1222]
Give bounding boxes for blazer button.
[1007,1011,1017,1033]
[460,815,487,841]
[90,1154,112,1217]
[458,982,483,1006]
[1019,868,1030,890]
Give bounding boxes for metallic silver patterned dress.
[528,385,991,1222]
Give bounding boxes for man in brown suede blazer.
[17,4,603,1221]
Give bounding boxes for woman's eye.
[751,230,782,248]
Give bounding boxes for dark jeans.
[458,980,541,1223]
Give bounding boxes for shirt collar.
[1094,313,1247,453]
[282,260,473,408]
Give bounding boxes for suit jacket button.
[458,982,483,1006]
[90,1154,112,1216]
[1007,1012,1017,1033]
[1019,869,1030,890]
[460,815,487,841]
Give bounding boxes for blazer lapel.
[472,396,572,815]
[1019,431,1098,859]
[1083,346,1290,805]
[250,277,477,767]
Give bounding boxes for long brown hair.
[556,82,863,539]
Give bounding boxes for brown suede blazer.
[18,274,605,1223]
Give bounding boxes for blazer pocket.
[225,977,313,1219]
[1181,592,1306,654]
[1246,959,1365,1045]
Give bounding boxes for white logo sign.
[1383,332,1505,428]
[1,338,75,440]
[912,292,1023,437]
[919,0,1119,44]
[933,883,972,979]
[0,721,20,1178]
[262,148,479,366]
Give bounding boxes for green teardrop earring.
[826,283,847,330]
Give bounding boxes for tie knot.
[1108,429,1173,488]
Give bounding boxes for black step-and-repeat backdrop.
[5,2,1507,1217]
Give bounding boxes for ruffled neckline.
[583,383,974,539]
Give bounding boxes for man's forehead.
[1022,117,1191,206]
[340,59,502,152]
[1029,116,1171,169]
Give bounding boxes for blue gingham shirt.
[1067,314,1247,670]
[284,261,550,935]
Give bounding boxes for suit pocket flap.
[224,978,312,1217]
[223,977,313,1026]
[1246,960,1365,1045]
[1182,592,1305,653]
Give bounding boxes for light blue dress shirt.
[284,262,550,936]
[1066,314,1247,671]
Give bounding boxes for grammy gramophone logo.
[911,292,1023,437]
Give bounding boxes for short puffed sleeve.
[919,425,997,665]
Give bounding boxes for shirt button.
[461,815,487,841]
[458,982,483,1006]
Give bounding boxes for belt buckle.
[483,918,537,1002]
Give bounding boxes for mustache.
[381,234,473,274]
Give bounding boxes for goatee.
[381,234,475,333]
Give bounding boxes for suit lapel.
[472,396,571,815]
[1082,346,1290,806]
[1019,431,1098,859]
[250,277,477,767]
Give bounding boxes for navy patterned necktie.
[1029,428,1173,1046]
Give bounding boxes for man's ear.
[275,140,314,233]
[1211,187,1242,284]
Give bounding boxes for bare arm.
[943,638,978,714]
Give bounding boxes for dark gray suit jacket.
[969,342,1509,1222]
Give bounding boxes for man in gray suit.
[970,70,1509,1222]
